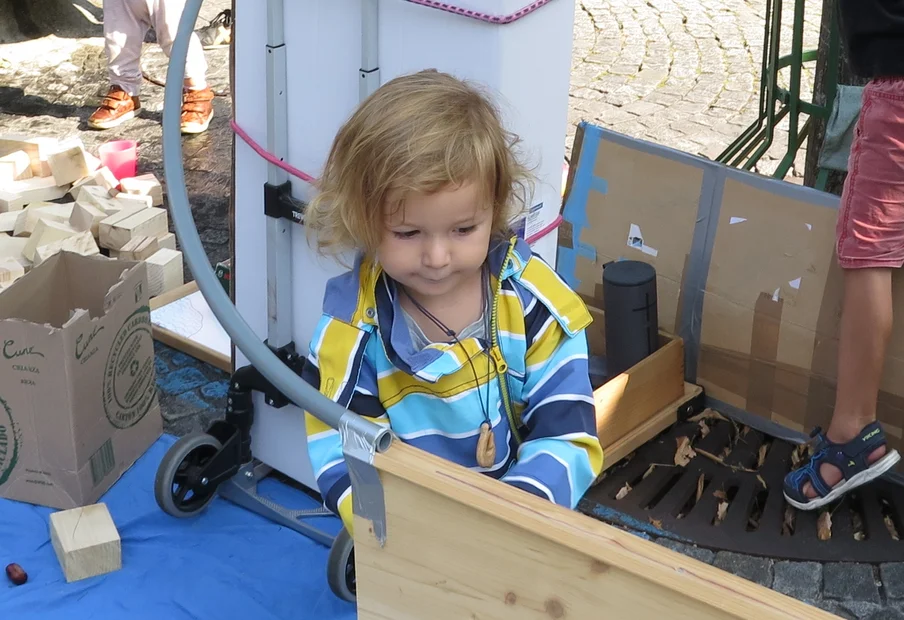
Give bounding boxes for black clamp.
[264,180,306,224]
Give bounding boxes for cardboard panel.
[558,126,706,354]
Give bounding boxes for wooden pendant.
[476,422,496,468]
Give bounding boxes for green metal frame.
[716,0,841,190]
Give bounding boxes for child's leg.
[151,0,209,90]
[103,0,151,96]
[784,77,904,509]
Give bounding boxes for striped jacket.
[301,236,603,533]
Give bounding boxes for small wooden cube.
[0,190,26,213]
[116,235,159,261]
[0,211,22,234]
[24,219,78,261]
[0,134,57,177]
[69,201,107,237]
[14,202,74,237]
[0,233,26,259]
[146,248,183,297]
[158,232,177,250]
[0,150,33,183]
[77,185,124,215]
[114,193,153,209]
[70,167,119,201]
[48,143,91,185]
[0,257,24,285]
[120,173,163,206]
[49,503,121,583]
[100,207,168,251]
[34,230,99,266]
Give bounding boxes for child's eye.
[456,226,477,235]
[393,230,419,239]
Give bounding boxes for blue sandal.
[783,421,901,511]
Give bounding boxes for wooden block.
[4,176,70,205]
[69,201,107,237]
[34,230,100,266]
[48,143,91,186]
[14,203,74,237]
[0,257,25,286]
[0,211,22,234]
[23,219,78,261]
[116,235,159,261]
[0,134,58,177]
[100,207,168,251]
[77,185,126,215]
[120,173,163,206]
[70,167,118,201]
[158,232,177,250]
[0,150,33,183]
[0,234,26,259]
[114,193,153,209]
[49,503,121,583]
[84,150,101,173]
[146,248,183,297]
[0,190,26,213]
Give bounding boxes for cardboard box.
[0,252,162,508]
[559,122,904,472]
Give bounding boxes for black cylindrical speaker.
[602,260,659,377]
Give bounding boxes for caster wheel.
[155,432,223,518]
[327,528,356,603]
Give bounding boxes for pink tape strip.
[403,0,555,24]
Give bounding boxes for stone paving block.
[824,563,882,604]
[773,562,822,601]
[881,564,904,599]
[657,539,715,564]
[713,551,773,588]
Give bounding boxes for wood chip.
[615,483,632,500]
[714,501,728,526]
[713,489,728,501]
[885,515,900,541]
[698,420,711,438]
[687,408,728,423]
[674,436,696,467]
[782,505,795,536]
[642,464,658,480]
[817,511,832,541]
[649,517,663,529]
[756,474,768,490]
[757,443,769,469]
[695,473,705,502]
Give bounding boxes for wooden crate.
[596,333,700,471]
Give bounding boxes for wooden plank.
[149,279,199,310]
[100,207,167,251]
[33,230,100,266]
[356,442,836,620]
[14,203,75,238]
[23,219,78,261]
[158,232,177,250]
[0,150,33,183]
[116,235,159,261]
[3,176,70,204]
[120,173,163,206]
[594,336,685,447]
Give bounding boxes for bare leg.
[802,267,891,498]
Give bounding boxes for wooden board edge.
[151,323,232,373]
[594,337,686,441]
[368,442,833,619]
[600,382,701,472]
[149,280,198,310]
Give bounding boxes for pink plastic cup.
[98,139,138,180]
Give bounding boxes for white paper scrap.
[772,288,780,302]
[627,223,659,257]
[789,277,801,290]
[730,217,747,225]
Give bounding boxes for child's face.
[377,182,493,301]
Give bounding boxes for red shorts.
[836,77,904,269]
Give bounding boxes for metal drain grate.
[579,414,904,562]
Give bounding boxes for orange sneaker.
[88,85,141,130]
[181,87,215,134]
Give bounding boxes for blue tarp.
[0,434,356,620]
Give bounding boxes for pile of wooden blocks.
[0,134,184,296]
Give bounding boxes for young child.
[301,70,603,535]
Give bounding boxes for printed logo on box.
[103,307,156,429]
[0,395,20,487]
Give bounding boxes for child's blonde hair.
[305,69,534,258]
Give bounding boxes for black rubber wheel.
[327,528,356,602]
[155,433,223,518]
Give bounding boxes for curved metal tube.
[162,0,391,452]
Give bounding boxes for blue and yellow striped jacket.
[301,236,603,532]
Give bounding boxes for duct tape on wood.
[559,121,904,471]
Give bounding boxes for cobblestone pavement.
[568,0,823,180]
[0,0,894,616]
